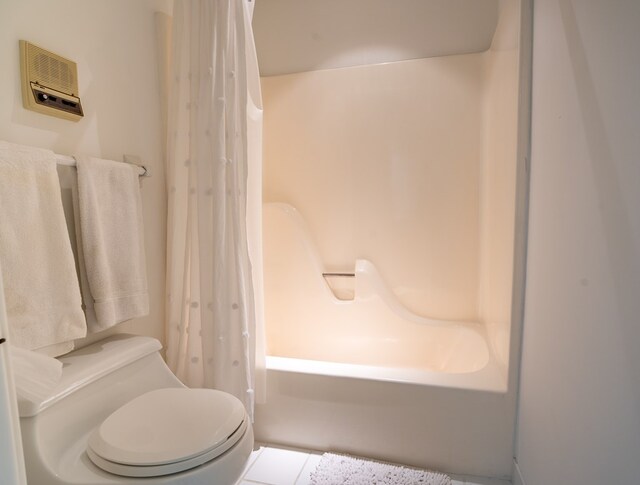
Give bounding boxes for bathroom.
[1,1,639,485]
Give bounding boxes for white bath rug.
[310,453,451,485]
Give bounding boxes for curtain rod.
[55,153,150,177]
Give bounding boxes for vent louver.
[20,40,83,121]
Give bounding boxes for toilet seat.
[87,388,247,478]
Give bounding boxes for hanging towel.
[75,156,149,331]
[0,141,87,351]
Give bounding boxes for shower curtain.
[164,0,265,418]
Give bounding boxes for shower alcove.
[252,0,531,479]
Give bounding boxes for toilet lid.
[87,388,247,477]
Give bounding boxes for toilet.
[18,334,254,485]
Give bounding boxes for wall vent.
[19,40,84,121]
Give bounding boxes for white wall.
[515,0,640,483]
[0,0,171,346]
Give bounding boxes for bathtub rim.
[265,352,508,393]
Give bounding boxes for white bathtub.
[255,203,514,478]
[262,203,505,389]
[267,333,504,393]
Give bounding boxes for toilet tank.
[18,334,181,418]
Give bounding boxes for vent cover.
[20,40,83,121]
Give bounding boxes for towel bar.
[55,153,149,177]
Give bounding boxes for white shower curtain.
[165,0,265,418]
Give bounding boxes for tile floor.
[236,445,511,485]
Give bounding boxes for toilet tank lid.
[19,334,162,417]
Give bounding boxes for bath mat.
[310,453,451,485]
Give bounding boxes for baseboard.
[512,459,526,485]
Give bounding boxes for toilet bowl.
[18,334,254,485]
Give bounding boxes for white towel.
[0,141,87,351]
[75,156,149,331]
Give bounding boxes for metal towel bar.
[55,153,149,177]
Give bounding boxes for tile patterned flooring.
[236,445,511,485]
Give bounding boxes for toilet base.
[26,420,254,485]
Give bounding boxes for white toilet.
[18,334,254,485]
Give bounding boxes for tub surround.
[256,0,525,479]
[261,17,520,367]
[262,53,484,322]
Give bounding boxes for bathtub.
[254,203,514,478]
